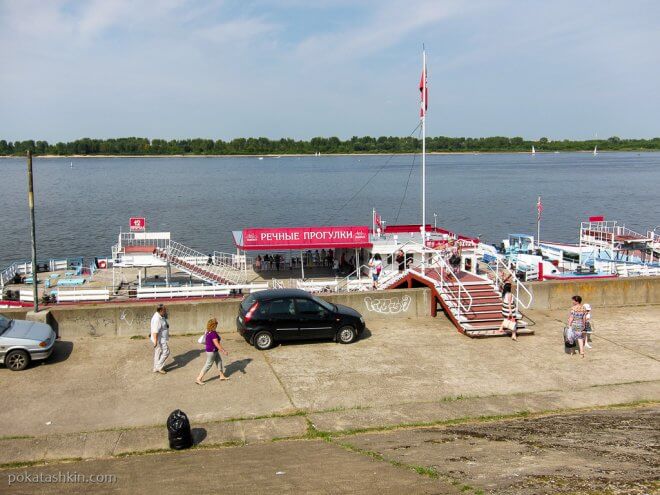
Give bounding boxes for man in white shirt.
[151,304,170,374]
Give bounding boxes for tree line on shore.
[1,135,659,156]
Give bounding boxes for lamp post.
[27,151,39,312]
[433,213,437,230]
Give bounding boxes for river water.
[0,152,658,267]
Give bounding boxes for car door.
[295,298,335,340]
[267,298,299,341]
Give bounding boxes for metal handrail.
[0,263,18,289]
[337,264,371,291]
[160,242,247,285]
[425,249,473,319]
[485,256,533,310]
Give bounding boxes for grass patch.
[315,404,369,414]
[0,457,82,469]
[193,440,245,450]
[223,409,307,423]
[336,441,438,479]
[129,335,145,340]
[411,465,439,478]
[0,435,34,441]
[440,395,468,402]
[114,448,170,458]
[305,420,333,442]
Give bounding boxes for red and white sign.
[240,226,371,250]
[129,217,146,231]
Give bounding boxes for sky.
[1,0,659,142]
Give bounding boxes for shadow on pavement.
[47,340,74,365]
[192,427,207,445]
[274,327,372,349]
[224,358,252,377]
[165,349,203,372]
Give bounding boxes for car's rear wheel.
[6,350,30,371]
[254,331,273,351]
[337,325,357,344]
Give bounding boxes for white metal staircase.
[379,244,534,337]
[154,241,247,285]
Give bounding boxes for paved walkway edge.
[1,380,658,467]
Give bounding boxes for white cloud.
[195,17,278,45]
[292,0,474,63]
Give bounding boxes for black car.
[236,289,365,350]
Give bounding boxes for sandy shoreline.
[0,150,645,159]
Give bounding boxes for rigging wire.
[393,125,422,225]
[325,121,422,225]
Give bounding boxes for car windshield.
[0,315,12,335]
[311,295,335,312]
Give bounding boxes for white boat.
[531,145,536,155]
[258,157,264,160]
[593,145,598,156]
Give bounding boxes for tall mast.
[422,49,426,238]
[421,49,427,272]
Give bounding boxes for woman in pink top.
[195,318,229,385]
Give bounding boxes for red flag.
[374,210,383,229]
[419,64,428,118]
[537,197,543,222]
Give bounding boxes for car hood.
[335,304,362,319]
[3,320,53,341]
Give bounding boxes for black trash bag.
[167,409,193,450]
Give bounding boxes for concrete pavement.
[0,305,658,467]
[1,405,656,495]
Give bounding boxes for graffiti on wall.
[363,295,412,315]
[119,309,150,329]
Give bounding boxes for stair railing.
[424,249,473,321]
[484,256,533,312]
[164,241,246,285]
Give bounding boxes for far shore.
[1,150,656,159]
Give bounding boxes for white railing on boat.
[57,289,110,303]
[136,283,268,299]
[19,289,35,303]
[296,280,338,293]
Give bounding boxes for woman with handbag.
[498,282,517,340]
[567,295,587,358]
[196,318,229,385]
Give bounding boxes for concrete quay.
[0,304,658,467]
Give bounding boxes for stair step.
[463,327,534,337]
[463,320,528,329]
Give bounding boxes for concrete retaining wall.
[530,276,660,310]
[46,288,431,338]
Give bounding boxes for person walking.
[396,250,405,272]
[196,318,229,385]
[498,282,517,340]
[583,303,593,349]
[567,295,588,358]
[151,304,170,374]
[369,254,383,289]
